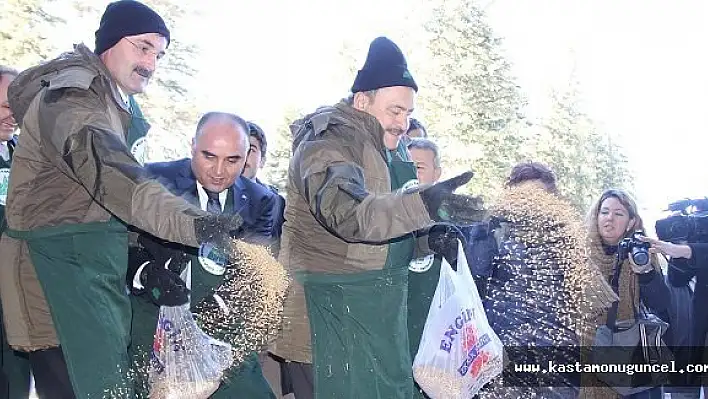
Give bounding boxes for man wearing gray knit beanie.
[1,1,248,398]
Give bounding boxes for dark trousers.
[280,360,314,399]
[0,347,30,399]
[28,347,75,399]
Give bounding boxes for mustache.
[0,116,17,128]
[134,66,153,79]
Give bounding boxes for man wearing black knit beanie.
[269,36,484,399]
[0,1,249,397]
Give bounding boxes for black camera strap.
[605,252,625,330]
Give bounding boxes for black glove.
[419,172,486,224]
[138,234,191,274]
[128,234,192,307]
[139,262,190,307]
[428,224,467,267]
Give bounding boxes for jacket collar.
[76,44,131,115]
[175,158,197,195]
[8,43,131,125]
[334,101,387,155]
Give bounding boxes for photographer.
[582,189,671,399]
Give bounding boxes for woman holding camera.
[581,189,671,399]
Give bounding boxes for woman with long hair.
[580,189,671,399]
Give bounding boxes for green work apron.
[0,144,31,399]
[127,96,149,165]
[7,219,133,398]
[300,145,418,399]
[407,256,442,359]
[407,255,442,399]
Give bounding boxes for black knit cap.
[94,0,171,55]
[351,37,418,93]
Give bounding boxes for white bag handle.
[424,239,481,334]
[450,239,483,303]
[431,239,471,303]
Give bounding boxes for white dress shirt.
[0,141,9,162]
[196,181,227,212]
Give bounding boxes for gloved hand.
[419,172,486,224]
[139,234,191,274]
[139,262,190,306]
[428,224,466,267]
[128,234,191,307]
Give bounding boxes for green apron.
[7,220,133,398]
[0,143,31,399]
[2,99,149,397]
[407,255,443,399]
[300,145,418,399]
[407,256,442,359]
[210,353,275,399]
[195,189,275,398]
[127,96,149,165]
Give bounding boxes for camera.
[655,198,708,243]
[618,231,651,266]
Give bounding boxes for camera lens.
[631,248,650,266]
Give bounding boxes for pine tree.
[534,74,632,213]
[0,0,66,68]
[422,0,529,199]
[261,106,305,193]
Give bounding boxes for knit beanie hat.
[94,0,170,55]
[351,37,418,93]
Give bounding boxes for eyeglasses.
[124,38,165,61]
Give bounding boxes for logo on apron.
[402,178,419,192]
[198,243,227,276]
[130,136,147,166]
[0,168,10,206]
[409,254,435,273]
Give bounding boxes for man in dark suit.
[149,115,276,238]
[128,112,276,398]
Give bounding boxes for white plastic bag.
[413,241,504,398]
[148,263,234,399]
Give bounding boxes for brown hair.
[586,188,643,244]
[506,162,558,193]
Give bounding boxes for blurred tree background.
[0,0,632,214]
